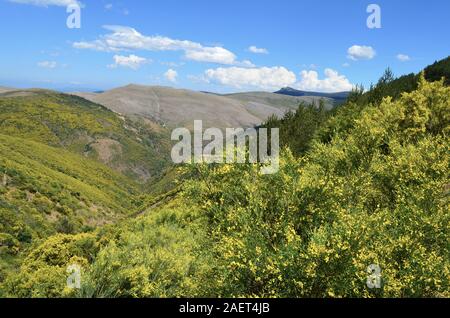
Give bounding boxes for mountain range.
[72,85,335,130]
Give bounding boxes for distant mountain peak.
[274,87,351,104]
[278,87,297,92]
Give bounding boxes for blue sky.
[0,0,448,93]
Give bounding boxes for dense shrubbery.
[2,233,99,297]
[1,200,214,298]
[262,56,449,157]
[3,76,448,298]
[0,90,173,288]
[0,92,171,182]
[0,133,141,282]
[181,76,449,297]
[264,100,329,156]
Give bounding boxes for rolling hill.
[3,70,448,298]
[73,85,328,130]
[0,89,172,278]
[0,90,171,183]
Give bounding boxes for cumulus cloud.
[73,25,249,66]
[164,69,178,83]
[347,45,376,61]
[397,54,411,62]
[248,46,269,54]
[108,54,149,70]
[204,66,297,90]
[9,0,79,6]
[295,68,353,92]
[37,61,57,68]
[184,47,236,65]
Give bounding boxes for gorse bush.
[182,76,449,297]
[2,200,215,298]
[2,233,98,298]
[0,133,141,282]
[79,201,213,298]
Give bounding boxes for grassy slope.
[0,134,141,277]
[73,85,266,130]
[0,91,173,281]
[0,91,171,183]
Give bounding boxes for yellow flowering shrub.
[184,77,449,297]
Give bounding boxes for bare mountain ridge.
[73,84,333,130]
[1,84,335,130]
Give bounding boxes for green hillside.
[0,134,143,279]
[0,91,175,284]
[0,90,171,183]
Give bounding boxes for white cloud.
[295,68,353,92]
[108,54,149,70]
[37,61,57,68]
[235,60,256,68]
[9,0,79,6]
[164,69,178,83]
[184,47,236,65]
[347,45,376,61]
[204,66,297,90]
[396,54,410,62]
[104,3,112,10]
[248,46,269,54]
[342,62,350,67]
[73,25,249,66]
